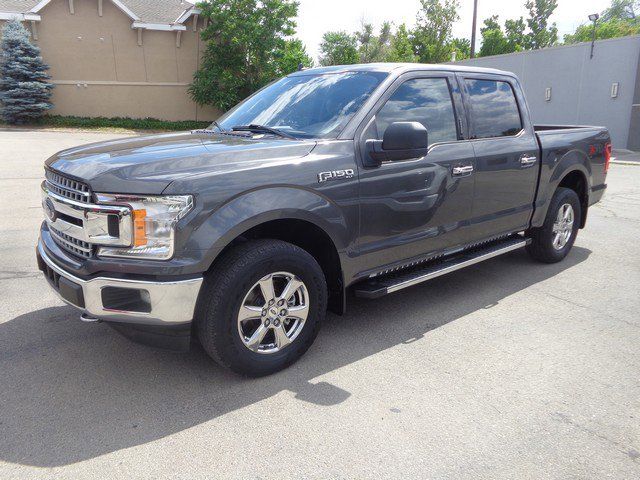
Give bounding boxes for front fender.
[185,186,351,270]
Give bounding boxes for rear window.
[464,79,522,138]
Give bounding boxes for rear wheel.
[195,239,327,376]
[526,187,581,263]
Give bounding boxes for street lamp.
[589,13,599,59]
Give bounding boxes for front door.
[355,73,476,275]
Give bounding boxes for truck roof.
[290,63,515,78]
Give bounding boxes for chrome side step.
[354,236,531,299]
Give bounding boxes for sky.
[294,0,614,61]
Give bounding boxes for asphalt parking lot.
[1,128,639,479]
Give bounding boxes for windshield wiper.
[210,121,226,132]
[231,124,296,139]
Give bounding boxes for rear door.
[458,74,539,238]
[354,72,476,274]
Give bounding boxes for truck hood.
[45,131,317,195]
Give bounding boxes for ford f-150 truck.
[37,64,610,376]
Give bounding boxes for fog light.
[101,287,151,313]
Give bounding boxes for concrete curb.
[611,161,640,166]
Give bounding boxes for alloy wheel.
[237,272,309,354]
[552,203,574,250]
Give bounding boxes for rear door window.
[375,78,459,146]
[464,79,522,139]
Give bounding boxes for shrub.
[29,115,212,131]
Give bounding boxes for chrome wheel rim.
[552,203,574,250]
[237,272,309,354]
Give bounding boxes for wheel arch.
[531,143,593,229]
[195,188,350,314]
[556,169,589,228]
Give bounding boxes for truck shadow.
[0,247,590,467]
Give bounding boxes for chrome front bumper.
[37,241,203,326]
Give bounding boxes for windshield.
[213,71,389,139]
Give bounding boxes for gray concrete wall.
[630,42,640,151]
[456,36,640,150]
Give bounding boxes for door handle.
[452,165,474,176]
[520,155,537,167]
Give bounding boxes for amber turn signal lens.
[132,209,147,246]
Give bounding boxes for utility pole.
[470,0,478,58]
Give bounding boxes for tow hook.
[80,313,102,323]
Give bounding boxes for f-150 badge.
[318,169,355,183]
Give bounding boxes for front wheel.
[526,187,581,263]
[195,239,327,376]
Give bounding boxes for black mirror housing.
[383,121,429,151]
[364,121,429,167]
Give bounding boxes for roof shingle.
[0,1,40,13]
[0,0,196,24]
[120,0,193,24]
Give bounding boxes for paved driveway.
[1,129,639,479]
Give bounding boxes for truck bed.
[530,124,610,229]
[534,124,608,133]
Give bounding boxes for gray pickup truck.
[37,64,610,376]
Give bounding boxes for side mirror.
[364,121,429,167]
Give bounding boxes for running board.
[354,236,531,299]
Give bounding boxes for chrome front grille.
[41,171,133,261]
[49,225,93,258]
[45,169,92,204]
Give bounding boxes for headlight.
[95,194,193,260]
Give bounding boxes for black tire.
[195,239,327,377]
[526,187,581,263]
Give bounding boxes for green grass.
[23,115,212,131]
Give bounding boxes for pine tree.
[0,20,53,124]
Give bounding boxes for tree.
[564,0,640,44]
[0,20,53,124]
[356,22,375,63]
[356,21,393,63]
[190,0,300,111]
[564,18,640,43]
[525,0,558,49]
[504,17,527,51]
[481,15,501,33]
[602,0,639,21]
[319,31,359,66]
[479,27,511,56]
[379,22,393,52]
[411,0,460,63]
[478,16,510,57]
[322,22,416,64]
[477,14,527,57]
[275,39,313,75]
[386,24,417,62]
[450,38,471,60]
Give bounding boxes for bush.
[25,115,211,131]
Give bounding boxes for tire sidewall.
[542,188,581,261]
[205,246,326,376]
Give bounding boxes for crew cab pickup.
[37,64,610,376]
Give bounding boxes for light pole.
[471,0,478,58]
[589,13,599,59]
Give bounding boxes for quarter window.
[464,79,522,138]
[375,78,458,146]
